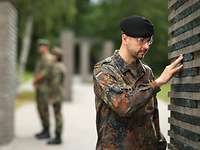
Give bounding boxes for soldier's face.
[38,45,48,54]
[124,34,150,60]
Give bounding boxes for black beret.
[120,15,154,38]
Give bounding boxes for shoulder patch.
[94,56,112,68]
[94,56,114,76]
[103,57,112,63]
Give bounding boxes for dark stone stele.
[170,124,200,142]
[170,137,195,150]
[175,67,200,78]
[171,111,200,126]
[169,33,200,52]
[169,0,188,11]
[170,1,200,24]
[183,53,194,62]
[171,98,198,108]
[172,83,200,92]
[171,17,200,37]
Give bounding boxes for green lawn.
[16,71,34,108]
[157,83,170,102]
[22,71,33,82]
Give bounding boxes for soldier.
[33,39,53,139]
[47,47,65,145]
[93,16,183,149]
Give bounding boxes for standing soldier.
[47,47,65,145]
[93,16,183,149]
[33,39,53,139]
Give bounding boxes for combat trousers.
[52,100,63,137]
[36,89,50,131]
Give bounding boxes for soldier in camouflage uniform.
[47,47,65,145]
[33,39,53,139]
[93,16,183,149]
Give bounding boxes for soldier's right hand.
[155,55,183,87]
[33,79,38,87]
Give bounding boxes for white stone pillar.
[102,40,114,59]
[60,30,75,101]
[0,0,17,145]
[80,38,91,82]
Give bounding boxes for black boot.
[35,129,50,139]
[47,132,62,145]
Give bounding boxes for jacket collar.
[113,50,145,79]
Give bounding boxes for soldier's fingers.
[170,55,183,68]
[172,64,183,74]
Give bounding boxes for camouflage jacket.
[93,50,166,150]
[34,53,53,92]
[48,62,66,103]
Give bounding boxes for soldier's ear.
[122,34,128,45]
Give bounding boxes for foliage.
[17,0,77,70]
[22,71,33,82]
[157,84,170,102]
[77,0,169,74]
[17,0,169,74]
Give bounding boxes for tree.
[17,0,77,70]
[75,0,169,74]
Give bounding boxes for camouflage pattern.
[48,61,66,136]
[52,101,62,136]
[93,50,167,150]
[48,62,66,104]
[34,53,53,130]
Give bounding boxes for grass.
[15,71,34,108]
[157,83,170,102]
[15,91,35,108]
[22,71,33,82]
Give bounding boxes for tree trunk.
[18,15,33,85]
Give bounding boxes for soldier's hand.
[155,55,183,87]
[33,79,38,87]
[33,82,36,87]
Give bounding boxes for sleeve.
[153,97,162,139]
[51,66,61,88]
[34,57,52,84]
[93,65,160,117]
[34,59,42,75]
[39,57,51,77]
[150,69,167,149]
[153,97,167,149]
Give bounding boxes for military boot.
[35,129,50,139]
[47,132,62,145]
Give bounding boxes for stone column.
[168,0,200,149]
[80,38,91,82]
[60,30,75,101]
[0,0,17,145]
[102,40,114,59]
[18,16,33,84]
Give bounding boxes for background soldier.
[93,16,183,149]
[47,47,65,145]
[33,39,53,139]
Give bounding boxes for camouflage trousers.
[36,89,49,131]
[52,100,63,136]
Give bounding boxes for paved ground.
[0,77,169,150]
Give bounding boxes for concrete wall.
[0,1,17,145]
[168,0,200,149]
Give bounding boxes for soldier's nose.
[143,43,150,49]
